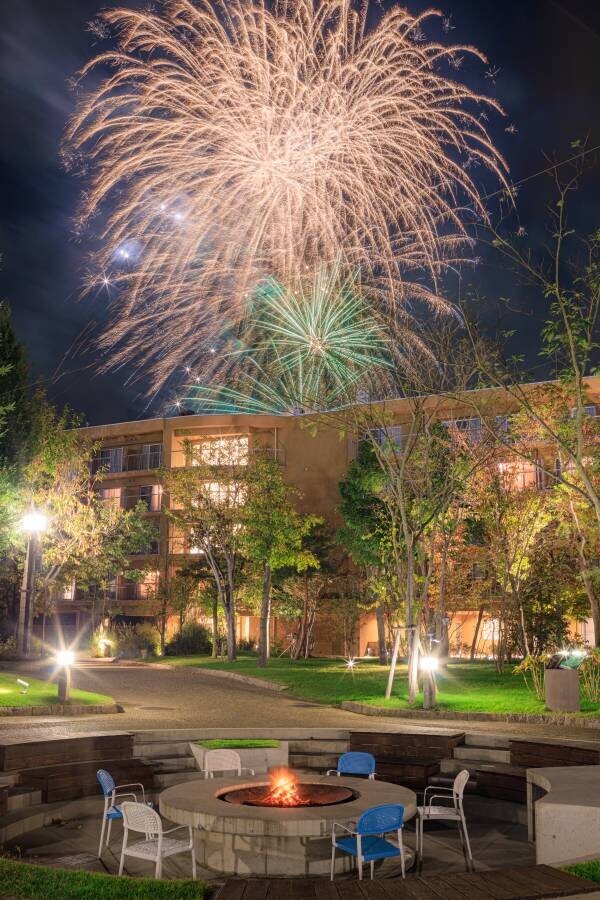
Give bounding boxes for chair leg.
[460,813,473,870]
[330,843,336,881]
[399,829,406,879]
[191,846,197,881]
[358,856,363,881]
[370,860,374,880]
[98,816,106,858]
[155,856,162,880]
[118,846,125,877]
[106,817,112,847]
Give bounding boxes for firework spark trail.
[66,0,507,389]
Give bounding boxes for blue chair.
[96,768,147,857]
[327,751,376,780]
[331,803,405,880]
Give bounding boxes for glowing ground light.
[419,656,439,672]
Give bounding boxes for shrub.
[581,649,600,704]
[237,638,256,652]
[0,636,18,660]
[165,622,212,656]
[513,654,547,701]
[89,627,119,658]
[116,623,159,658]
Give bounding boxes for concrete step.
[7,787,42,812]
[464,793,528,826]
[453,746,511,764]
[288,753,338,771]
[288,740,347,754]
[134,741,192,759]
[464,733,511,750]
[154,770,206,788]
[150,756,197,773]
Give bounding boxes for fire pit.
[160,770,417,876]
[220,767,356,808]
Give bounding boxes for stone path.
[1,661,599,742]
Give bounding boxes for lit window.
[192,436,249,466]
[482,618,500,641]
[101,487,122,507]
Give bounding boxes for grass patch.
[0,858,207,899]
[158,655,600,717]
[565,860,600,883]
[199,738,279,749]
[0,672,113,709]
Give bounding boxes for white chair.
[203,748,255,779]
[119,801,196,880]
[416,769,473,870]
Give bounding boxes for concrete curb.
[341,701,600,728]
[0,703,122,717]
[105,659,290,692]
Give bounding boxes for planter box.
[545,668,580,712]
[189,741,288,775]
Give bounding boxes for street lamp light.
[17,509,48,658]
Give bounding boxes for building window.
[497,459,539,490]
[125,444,163,471]
[495,415,509,433]
[370,425,403,447]
[125,485,162,511]
[101,487,122,507]
[192,436,249,466]
[482,618,500,642]
[570,405,597,418]
[94,447,123,474]
[442,417,482,442]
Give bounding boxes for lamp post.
[56,649,75,702]
[17,510,47,658]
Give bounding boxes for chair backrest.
[204,748,242,775]
[337,751,376,777]
[357,804,404,835]
[453,769,470,800]
[96,768,115,798]
[121,801,162,837]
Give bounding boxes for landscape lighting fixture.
[419,656,439,673]
[20,510,48,533]
[56,649,75,667]
[17,678,29,694]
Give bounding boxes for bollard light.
[21,510,48,534]
[420,655,439,673]
[56,649,75,667]
[17,678,29,694]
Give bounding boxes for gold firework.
[66,1,507,388]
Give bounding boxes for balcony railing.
[92,447,163,474]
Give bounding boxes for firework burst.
[67,0,507,389]
[184,265,393,414]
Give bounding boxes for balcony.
[92,445,163,475]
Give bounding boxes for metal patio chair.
[331,803,405,880]
[119,801,196,880]
[203,748,255,779]
[416,768,473,870]
[96,768,147,857]
[327,751,376,780]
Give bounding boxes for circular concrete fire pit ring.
[160,771,417,877]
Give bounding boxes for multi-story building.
[53,376,600,654]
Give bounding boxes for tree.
[338,440,392,664]
[240,455,320,667]
[162,443,246,661]
[0,301,32,465]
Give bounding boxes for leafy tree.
[240,455,320,667]
[0,301,31,465]
[338,440,392,663]
[162,443,247,661]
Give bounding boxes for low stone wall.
[341,700,600,728]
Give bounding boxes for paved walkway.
[1,661,600,742]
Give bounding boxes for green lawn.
[158,654,600,717]
[0,858,207,899]
[0,672,113,709]
[565,860,600,884]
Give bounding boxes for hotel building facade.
[52,377,600,655]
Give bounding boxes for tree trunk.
[223,582,236,662]
[435,539,450,665]
[581,568,600,648]
[405,541,419,705]
[258,562,272,668]
[211,594,219,658]
[385,626,402,699]
[292,572,309,660]
[470,605,485,660]
[375,602,387,664]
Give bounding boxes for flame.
[264,768,307,807]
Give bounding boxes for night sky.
[1,0,600,425]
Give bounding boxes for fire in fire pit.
[219,768,356,809]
